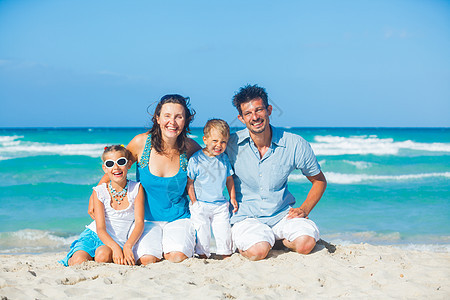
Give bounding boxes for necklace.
[108,180,128,205]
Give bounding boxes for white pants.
[231,216,320,252]
[131,218,196,260]
[190,201,232,257]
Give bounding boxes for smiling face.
[102,150,130,186]
[238,98,272,135]
[203,127,228,157]
[156,103,186,141]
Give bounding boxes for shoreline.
[1,241,449,299]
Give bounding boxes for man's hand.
[287,207,308,219]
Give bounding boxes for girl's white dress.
[86,180,140,247]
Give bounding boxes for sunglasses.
[103,157,128,168]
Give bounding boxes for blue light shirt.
[225,126,321,227]
[187,150,234,204]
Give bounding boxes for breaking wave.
[311,135,450,156]
[289,172,450,184]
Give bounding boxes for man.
[226,84,327,261]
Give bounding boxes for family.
[60,84,327,266]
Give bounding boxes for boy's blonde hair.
[203,119,230,140]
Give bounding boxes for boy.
[187,119,238,258]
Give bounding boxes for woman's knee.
[164,251,188,263]
[138,255,160,265]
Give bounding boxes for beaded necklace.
[108,180,128,205]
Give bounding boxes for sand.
[1,240,449,299]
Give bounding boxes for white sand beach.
[1,241,449,299]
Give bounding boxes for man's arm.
[287,171,327,219]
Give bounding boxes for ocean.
[1,127,449,254]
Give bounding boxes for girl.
[60,145,145,266]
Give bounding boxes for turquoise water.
[0,127,449,253]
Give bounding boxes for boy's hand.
[231,198,238,213]
[123,244,135,265]
[112,246,125,265]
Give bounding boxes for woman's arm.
[186,177,197,204]
[123,184,145,265]
[93,192,124,264]
[88,133,146,219]
[186,138,202,159]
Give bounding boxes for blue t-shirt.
[225,126,321,226]
[187,150,234,204]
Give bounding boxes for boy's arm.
[93,192,124,265]
[226,176,238,213]
[186,177,197,204]
[123,184,145,265]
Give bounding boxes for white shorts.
[131,218,196,260]
[190,201,232,257]
[231,216,320,252]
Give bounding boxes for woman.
[89,94,201,264]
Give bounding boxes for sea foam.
[0,229,76,254]
[311,135,450,156]
[0,135,104,160]
[289,172,450,184]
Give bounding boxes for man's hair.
[232,84,269,115]
[203,119,230,140]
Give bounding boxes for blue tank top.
[136,134,190,222]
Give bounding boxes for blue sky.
[0,0,449,127]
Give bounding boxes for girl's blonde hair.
[102,145,132,161]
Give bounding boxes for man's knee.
[240,242,271,261]
[290,236,316,254]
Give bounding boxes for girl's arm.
[88,134,145,219]
[226,176,238,213]
[123,184,145,265]
[93,192,125,265]
[88,174,109,219]
[186,177,197,204]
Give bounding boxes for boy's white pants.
[190,201,232,257]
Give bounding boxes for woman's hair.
[102,144,132,161]
[148,94,196,153]
[203,119,230,140]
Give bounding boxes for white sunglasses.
[103,157,128,168]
